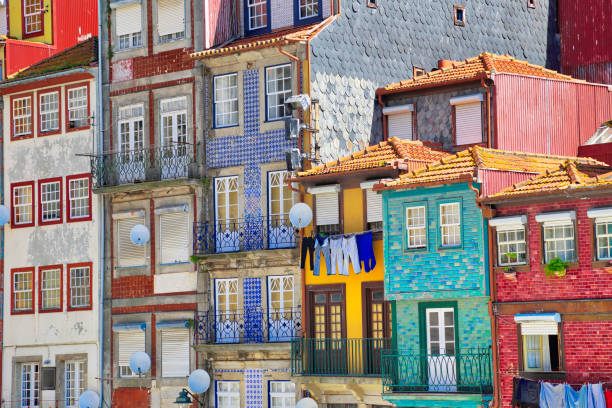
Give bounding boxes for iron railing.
[381,348,493,394]
[193,216,297,255]
[195,307,302,344]
[291,337,392,377]
[90,143,197,188]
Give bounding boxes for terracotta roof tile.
[296,138,450,177]
[379,52,580,93]
[375,146,607,190]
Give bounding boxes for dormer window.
[299,0,318,19]
[23,0,43,36]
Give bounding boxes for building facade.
[1,38,100,408]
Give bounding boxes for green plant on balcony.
[503,252,517,272]
[544,257,569,278]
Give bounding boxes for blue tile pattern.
[245,368,263,408]
[244,277,263,343]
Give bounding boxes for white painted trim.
[587,207,612,220]
[514,313,561,323]
[112,209,145,219]
[489,215,527,231]
[110,0,141,9]
[360,180,379,189]
[154,204,189,215]
[449,93,483,106]
[383,104,414,115]
[307,184,341,194]
[535,211,575,226]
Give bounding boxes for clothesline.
[505,371,612,388]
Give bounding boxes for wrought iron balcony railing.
[193,216,297,255]
[381,348,493,394]
[291,337,392,377]
[195,307,302,345]
[89,143,198,188]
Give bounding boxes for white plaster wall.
[0,6,7,36]
[2,78,100,404]
[271,0,293,30]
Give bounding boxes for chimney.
[437,59,456,70]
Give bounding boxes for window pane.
[596,221,612,260]
[68,87,88,128]
[41,181,61,222]
[41,268,61,310]
[543,224,575,262]
[497,228,527,265]
[69,178,90,219]
[214,74,238,127]
[40,92,59,132]
[70,266,91,308]
[266,65,292,120]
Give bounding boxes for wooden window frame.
[66,173,92,223]
[304,283,346,339]
[67,262,93,311]
[361,281,391,339]
[11,92,35,140]
[516,322,566,379]
[38,177,63,226]
[65,82,91,132]
[413,66,425,77]
[38,87,62,136]
[11,181,35,228]
[453,5,466,26]
[38,265,63,313]
[11,267,36,314]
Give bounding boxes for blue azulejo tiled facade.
[381,182,493,408]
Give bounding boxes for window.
[65,360,85,408]
[117,217,147,267]
[497,229,527,266]
[118,105,146,183]
[12,182,34,227]
[159,212,189,264]
[157,0,185,42]
[268,275,294,312]
[13,95,32,138]
[39,91,60,133]
[366,0,377,8]
[23,0,43,35]
[214,176,240,252]
[266,64,292,120]
[413,66,426,77]
[67,85,89,129]
[596,220,612,260]
[308,287,345,341]
[12,268,34,313]
[161,329,190,377]
[40,266,62,311]
[118,330,145,377]
[39,179,62,224]
[299,0,318,19]
[214,73,238,128]
[216,381,240,407]
[527,0,536,8]
[384,104,414,140]
[310,185,340,235]
[268,171,296,249]
[269,381,295,408]
[453,5,465,26]
[516,314,561,372]
[451,95,483,146]
[406,206,426,248]
[67,175,91,221]
[440,202,461,247]
[20,362,40,408]
[160,97,188,179]
[115,3,142,50]
[68,264,91,310]
[247,0,267,31]
[543,225,575,262]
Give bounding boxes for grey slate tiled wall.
[310,0,559,161]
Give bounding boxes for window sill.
[213,124,239,130]
[541,262,578,270]
[438,245,462,251]
[518,371,566,381]
[39,129,61,137]
[158,262,190,266]
[592,260,612,269]
[39,308,63,314]
[493,265,530,274]
[115,46,144,53]
[265,116,291,123]
[11,134,34,141]
[68,306,93,312]
[67,125,91,133]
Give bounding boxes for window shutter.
[315,192,339,226]
[118,217,146,267]
[116,4,142,36]
[387,112,413,140]
[160,212,189,264]
[520,322,558,335]
[118,331,145,368]
[366,189,382,223]
[161,329,190,377]
[455,102,482,145]
[158,0,185,36]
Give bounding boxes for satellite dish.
[129,351,151,375]
[289,203,313,228]
[78,390,100,408]
[130,224,150,245]
[0,205,9,226]
[188,369,211,394]
[296,397,318,408]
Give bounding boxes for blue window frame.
[244,0,271,36]
[265,63,292,121]
[293,0,323,26]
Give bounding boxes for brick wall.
[495,197,612,302]
[112,275,154,299]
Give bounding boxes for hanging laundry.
[356,231,376,272]
[342,235,361,275]
[565,384,589,408]
[313,235,331,276]
[512,378,541,408]
[603,390,612,408]
[590,384,606,408]
[540,382,566,408]
[329,236,344,275]
[301,236,315,271]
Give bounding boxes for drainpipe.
[481,78,492,148]
[377,92,387,141]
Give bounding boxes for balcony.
[193,216,297,255]
[291,338,392,377]
[194,307,302,345]
[381,348,493,395]
[89,144,198,189]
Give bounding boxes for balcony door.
[215,278,239,343]
[118,105,145,184]
[426,308,457,391]
[268,171,295,249]
[214,176,239,252]
[364,283,391,375]
[268,276,295,341]
[160,97,188,179]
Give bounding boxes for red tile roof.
[378,52,581,94]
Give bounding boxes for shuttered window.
[118,331,145,377]
[387,112,413,140]
[315,192,339,226]
[520,321,559,336]
[365,188,382,223]
[116,3,142,36]
[161,328,190,377]
[159,212,189,264]
[118,217,146,267]
[158,0,185,39]
[455,102,482,145]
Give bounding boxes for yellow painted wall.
[303,187,384,339]
[9,0,53,43]
[0,45,5,80]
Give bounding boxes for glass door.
[309,289,346,375]
[268,276,295,341]
[268,171,295,249]
[160,97,188,179]
[215,176,239,252]
[426,308,457,391]
[215,279,239,343]
[365,286,391,375]
[118,105,145,184]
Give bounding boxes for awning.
[156,320,190,329]
[587,207,612,222]
[535,211,575,226]
[112,322,146,332]
[307,184,341,194]
[489,215,526,231]
[514,313,561,335]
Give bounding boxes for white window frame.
[268,170,295,219]
[13,270,33,312]
[13,184,33,225]
[69,265,91,309]
[68,177,90,220]
[13,96,32,137]
[40,180,61,222]
[596,220,612,261]
[67,86,88,129]
[160,97,188,147]
[267,275,294,312]
[439,202,461,247]
[20,362,40,408]
[23,0,42,34]
[405,205,426,249]
[64,360,85,408]
[118,330,146,377]
[216,381,240,408]
[114,2,143,51]
[269,381,296,408]
[41,267,61,311]
[118,104,145,152]
[161,328,190,377]
[266,64,292,121]
[213,73,239,128]
[496,228,527,266]
[542,224,575,263]
[299,0,318,19]
[39,91,59,132]
[157,0,186,42]
[247,0,267,30]
[118,32,143,50]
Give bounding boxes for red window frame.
[38,87,62,136]
[10,92,34,140]
[66,174,92,222]
[67,262,93,311]
[11,267,35,315]
[38,177,63,226]
[21,0,44,38]
[11,181,35,228]
[38,265,63,313]
[65,82,91,132]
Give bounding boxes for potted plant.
[501,253,518,280]
[544,257,569,278]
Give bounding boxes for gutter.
[375,73,488,97]
[0,67,88,89]
[377,92,388,141]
